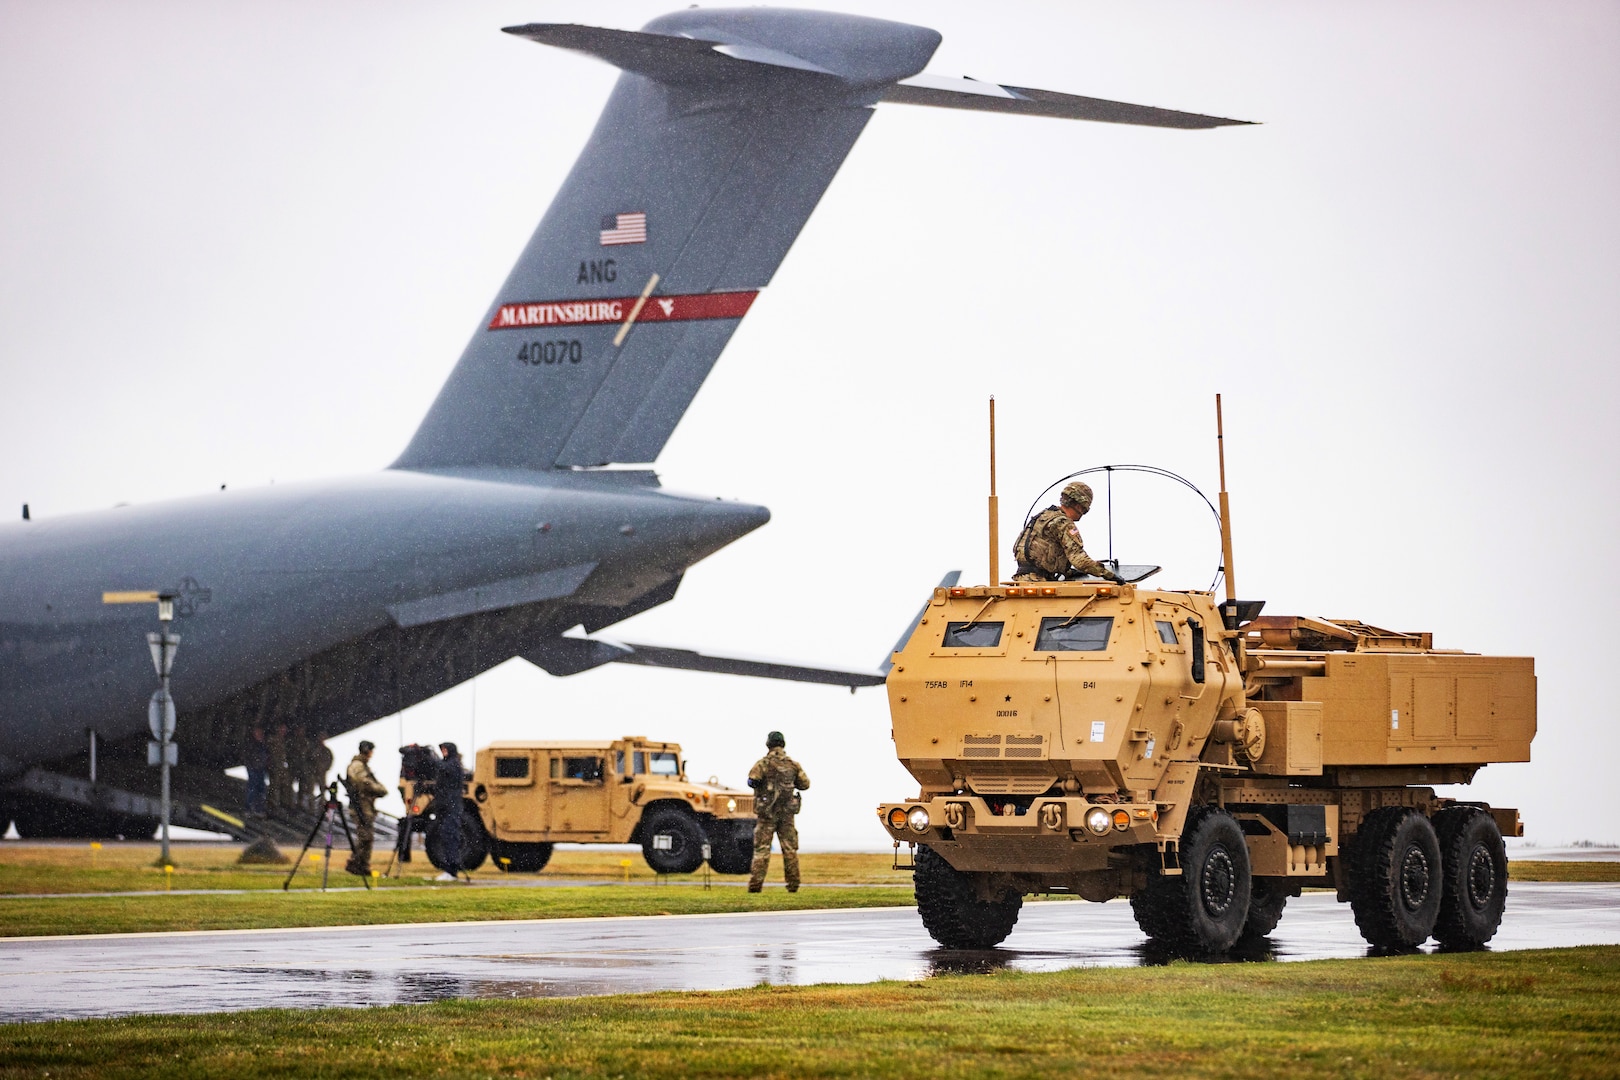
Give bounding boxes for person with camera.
[433,742,471,881]
[344,740,389,877]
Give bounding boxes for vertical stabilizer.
[395,9,940,472]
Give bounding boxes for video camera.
[398,743,443,790]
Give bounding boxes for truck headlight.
[907,807,930,833]
[726,798,737,813]
[1085,807,1112,835]
[886,807,908,830]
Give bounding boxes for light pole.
[104,589,180,866]
[147,609,180,867]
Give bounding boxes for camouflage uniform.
[1012,506,1112,581]
[344,751,389,876]
[302,736,333,812]
[267,723,292,813]
[747,745,810,892]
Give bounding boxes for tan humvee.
[398,736,756,875]
[878,584,1534,955]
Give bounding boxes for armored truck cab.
[400,736,756,876]
[878,580,1533,953]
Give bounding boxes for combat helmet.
[766,731,786,749]
[1060,481,1094,512]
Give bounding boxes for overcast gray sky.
[2,1,1616,847]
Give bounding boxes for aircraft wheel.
[913,845,1022,949]
[1347,806,1443,949]
[704,819,756,875]
[1432,806,1508,949]
[1130,806,1251,954]
[491,840,554,873]
[640,806,706,875]
[1240,876,1292,942]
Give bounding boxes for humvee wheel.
[1130,806,1251,954]
[1431,806,1508,949]
[425,809,489,873]
[705,819,755,875]
[641,806,706,875]
[1240,877,1291,942]
[913,845,1023,949]
[1347,806,1442,949]
[491,840,553,873]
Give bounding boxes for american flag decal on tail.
[599,212,647,246]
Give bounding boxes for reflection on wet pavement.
[2,882,1617,1023]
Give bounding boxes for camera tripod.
[282,781,374,891]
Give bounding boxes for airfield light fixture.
[102,589,181,866]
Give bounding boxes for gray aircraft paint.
[0,8,1244,804]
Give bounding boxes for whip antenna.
[988,397,999,585]
[1216,394,1237,602]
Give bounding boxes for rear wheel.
[640,806,706,875]
[1131,806,1252,954]
[1240,877,1291,942]
[914,845,1023,949]
[1347,806,1442,949]
[490,840,554,873]
[705,818,756,875]
[1432,806,1508,949]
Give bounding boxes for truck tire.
[1431,806,1508,949]
[425,810,489,873]
[914,845,1023,949]
[1347,806,1442,949]
[641,806,706,875]
[705,819,755,875]
[490,840,553,873]
[1130,806,1251,954]
[1240,876,1291,942]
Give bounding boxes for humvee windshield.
[1035,616,1113,652]
[649,752,680,776]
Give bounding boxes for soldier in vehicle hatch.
[1013,481,1126,584]
[747,731,810,893]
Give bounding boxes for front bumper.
[878,794,1160,849]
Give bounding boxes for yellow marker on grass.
[620,858,632,884]
[164,864,174,892]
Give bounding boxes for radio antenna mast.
[988,396,999,585]
[1216,394,1237,603]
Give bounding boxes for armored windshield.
[1036,616,1114,652]
[942,621,1004,648]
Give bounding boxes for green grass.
[0,884,917,938]
[0,946,1614,1078]
[0,843,913,895]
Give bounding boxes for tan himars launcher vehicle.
[398,737,757,877]
[878,397,1533,954]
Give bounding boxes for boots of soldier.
[783,851,801,893]
[747,855,769,893]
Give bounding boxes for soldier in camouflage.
[1013,481,1126,584]
[746,731,810,893]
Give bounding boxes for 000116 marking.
[519,339,583,365]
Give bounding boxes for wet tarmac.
[2,882,1617,1024]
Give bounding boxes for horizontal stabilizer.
[522,633,884,689]
[883,73,1253,129]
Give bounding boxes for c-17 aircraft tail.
[0,6,1248,841]
[395,7,1247,474]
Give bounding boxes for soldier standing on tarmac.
[1013,481,1126,584]
[746,731,810,893]
[303,729,334,813]
[344,740,389,877]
